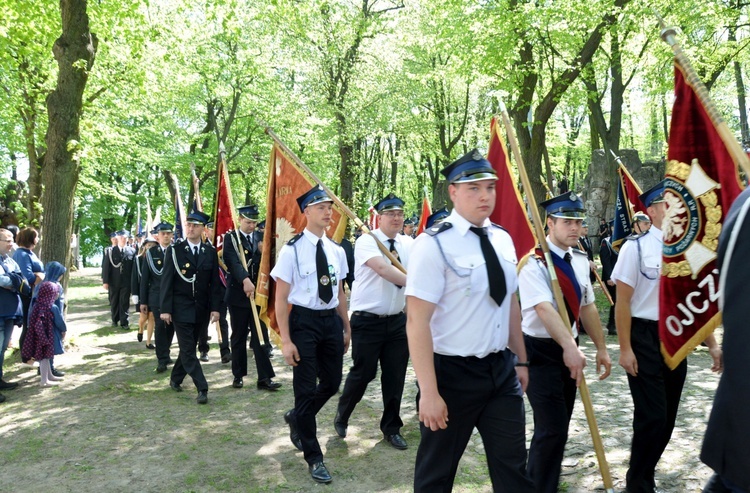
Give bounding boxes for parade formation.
[3,14,750,493]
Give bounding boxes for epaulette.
[517,249,543,274]
[490,222,508,232]
[328,237,341,247]
[173,238,185,245]
[571,248,587,256]
[425,222,453,236]
[286,232,304,246]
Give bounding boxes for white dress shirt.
[349,230,412,315]
[405,210,518,358]
[270,228,348,310]
[611,227,662,321]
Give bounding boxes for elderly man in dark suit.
[102,230,136,329]
[160,212,222,404]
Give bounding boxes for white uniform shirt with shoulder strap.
[405,210,518,358]
[610,227,662,320]
[518,238,595,339]
[349,230,412,315]
[270,228,348,310]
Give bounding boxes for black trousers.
[170,316,209,392]
[108,286,118,325]
[337,312,408,435]
[413,350,533,493]
[626,317,687,493]
[703,473,748,493]
[524,335,578,493]
[112,285,130,327]
[606,284,617,328]
[151,307,174,366]
[217,302,230,358]
[228,303,274,381]
[288,305,344,465]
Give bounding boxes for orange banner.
[257,143,347,333]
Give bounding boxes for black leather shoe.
[0,380,19,390]
[334,411,347,438]
[51,369,65,377]
[284,409,303,451]
[137,332,143,342]
[232,378,243,389]
[121,325,130,331]
[199,352,209,362]
[257,378,281,391]
[385,433,408,450]
[309,461,332,484]
[156,364,167,373]
[196,390,208,404]
[221,355,231,364]
[169,380,183,392]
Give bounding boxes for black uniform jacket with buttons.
[140,246,166,310]
[159,239,222,324]
[222,230,262,308]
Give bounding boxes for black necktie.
[564,252,572,264]
[316,239,333,303]
[388,238,402,289]
[246,234,253,252]
[193,245,199,257]
[469,227,507,306]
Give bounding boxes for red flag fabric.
[487,116,536,259]
[212,154,238,257]
[660,63,744,368]
[368,206,379,231]
[257,143,348,334]
[416,195,430,235]
[620,164,646,214]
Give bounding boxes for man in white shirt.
[612,180,720,493]
[518,192,611,493]
[334,193,411,450]
[406,149,533,492]
[271,185,351,484]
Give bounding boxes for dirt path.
[0,268,719,492]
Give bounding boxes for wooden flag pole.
[498,105,615,493]
[657,17,750,177]
[265,127,406,274]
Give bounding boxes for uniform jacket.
[140,246,166,310]
[700,187,750,490]
[222,230,261,307]
[102,245,136,289]
[159,239,222,323]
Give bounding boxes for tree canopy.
[1,0,749,265]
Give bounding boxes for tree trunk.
[40,0,97,287]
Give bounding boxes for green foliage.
[2,0,750,261]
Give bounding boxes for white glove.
[131,295,139,305]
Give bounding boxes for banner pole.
[498,105,615,493]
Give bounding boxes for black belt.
[352,311,403,319]
[632,317,658,328]
[292,305,336,317]
[525,334,557,345]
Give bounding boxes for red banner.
[257,143,347,333]
[212,155,238,255]
[416,195,430,235]
[488,116,536,259]
[660,63,744,368]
